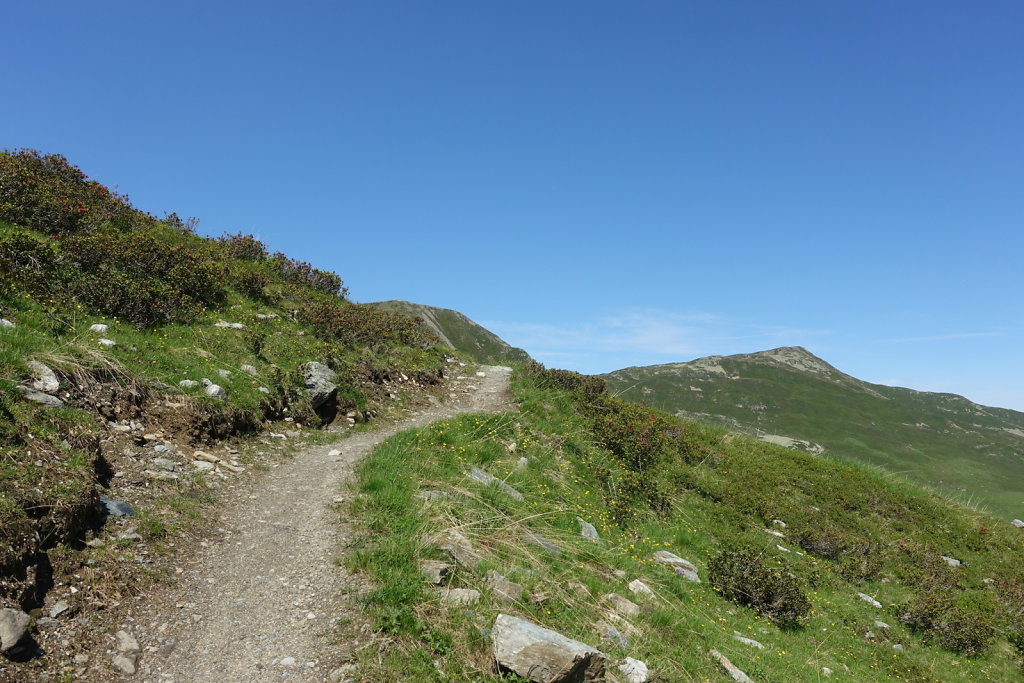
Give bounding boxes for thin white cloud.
[887,332,1003,343]
[482,308,831,373]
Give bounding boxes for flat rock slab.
[438,529,483,569]
[733,631,765,649]
[492,614,606,682]
[604,593,641,618]
[420,560,454,585]
[710,649,754,683]
[440,588,480,606]
[577,517,600,541]
[627,579,655,598]
[524,531,563,556]
[857,592,883,608]
[651,550,700,583]
[487,570,525,603]
[469,467,524,500]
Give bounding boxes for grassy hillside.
[603,347,1024,520]
[369,299,532,366]
[0,150,453,623]
[345,366,1024,681]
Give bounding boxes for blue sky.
[5,1,1023,409]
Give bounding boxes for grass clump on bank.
[347,365,1024,681]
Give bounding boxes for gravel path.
[125,366,513,682]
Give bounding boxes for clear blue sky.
[5,1,1023,409]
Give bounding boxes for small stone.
[214,321,246,329]
[203,383,227,400]
[328,449,342,457]
[440,588,480,606]
[328,663,358,682]
[116,629,140,652]
[604,593,641,618]
[468,467,524,500]
[874,620,891,629]
[523,531,562,555]
[710,649,753,683]
[772,519,787,528]
[486,571,524,603]
[240,364,258,376]
[17,387,64,408]
[578,517,600,541]
[651,550,700,583]
[0,318,15,328]
[940,555,962,568]
[492,614,605,682]
[178,380,198,388]
[627,579,654,598]
[217,369,232,378]
[98,338,117,347]
[152,457,177,471]
[112,653,137,674]
[49,601,70,618]
[438,529,482,569]
[733,631,765,648]
[618,657,650,683]
[89,323,109,333]
[417,489,450,502]
[596,621,629,648]
[857,592,882,608]
[74,654,89,664]
[27,360,60,393]
[100,496,135,517]
[258,386,270,394]
[280,656,297,667]
[192,460,215,471]
[476,371,486,377]
[0,608,30,652]
[893,643,905,652]
[1012,519,1024,529]
[419,560,453,585]
[822,667,833,676]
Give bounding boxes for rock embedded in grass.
[604,593,641,618]
[0,318,15,328]
[651,550,700,583]
[88,323,109,333]
[733,631,765,648]
[419,560,453,585]
[16,386,64,408]
[618,657,650,683]
[577,517,600,541]
[492,613,606,682]
[857,592,883,608]
[627,579,654,598]
[468,467,524,500]
[486,571,525,603]
[710,649,754,683]
[27,360,60,393]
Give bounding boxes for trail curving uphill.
[128,366,513,682]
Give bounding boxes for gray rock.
[438,529,482,569]
[822,667,833,676]
[618,657,650,683]
[152,458,177,472]
[419,560,453,585]
[112,653,137,674]
[577,517,600,541]
[1013,519,1024,529]
[0,608,30,652]
[627,579,654,598]
[733,631,765,648]
[299,361,338,409]
[469,467,524,500]
[178,380,198,388]
[202,381,227,400]
[940,555,962,568]
[487,571,525,603]
[214,321,246,329]
[258,386,270,394]
[440,588,480,606]
[604,593,641,618]
[492,614,606,682]
[651,550,700,583]
[524,531,562,555]
[27,360,60,393]
[116,629,140,652]
[279,656,297,667]
[857,592,883,608]
[874,620,891,629]
[192,460,215,471]
[0,318,15,328]
[98,338,116,347]
[710,649,754,683]
[49,601,70,618]
[89,323,109,333]
[240,364,259,376]
[17,386,64,408]
[216,369,232,378]
[100,496,135,517]
[893,643,905,652]
[596,621,629,648]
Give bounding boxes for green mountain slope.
[603,346,1024,519]
[368,300,532,366]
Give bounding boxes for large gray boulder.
[492,614,606,682]
[0,608,30,652]
[299,361,338,409]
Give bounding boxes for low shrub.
[218,232,269,261]
[708,547,812,627]
[301,300,435,349]
[591,397,674,473]
[270,252,347,297]
[0,149,146,235]
[903,590,996,656]
[528,364,606,396]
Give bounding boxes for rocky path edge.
[101,365,514,682]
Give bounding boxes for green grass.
[345,368,1024,681]
[604,349,1024,520]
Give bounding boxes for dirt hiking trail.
[121,366,513,682]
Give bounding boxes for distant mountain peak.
[742,346,838,376]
